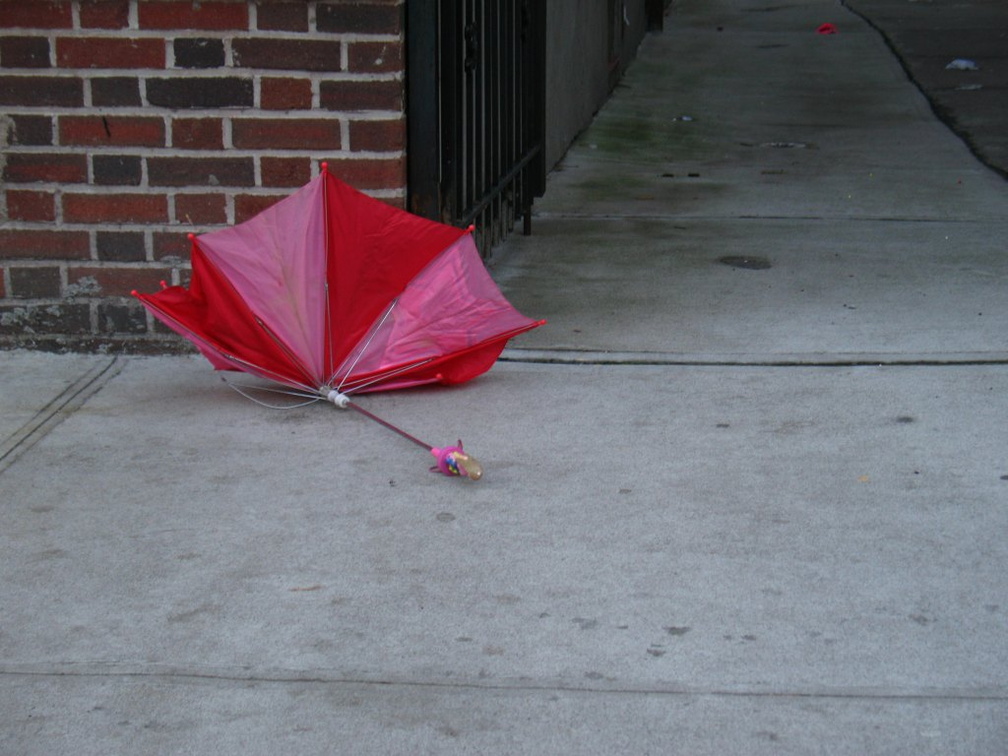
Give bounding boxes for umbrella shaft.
[346,401,432,452]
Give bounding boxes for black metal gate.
[407,0,546,256]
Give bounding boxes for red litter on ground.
[817,23,838,35]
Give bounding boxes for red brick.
[349,117,405,152]
[91,76,141,105]
[148,156,254,187]
[0,37,51,67]
[96,231,145,261]
[234,193,286,223]
[320,78,401,112]
[317,2,402,35]
[174,37,225,68]
[0,229,90,259]
[232,118,341,150]
[0,303,91,335]
[153,231,192,261]
[69,265,170,297]
[0,75,83,106]
[232,38,342,72]
[139,1,248,31]
[3,153,88,183]
[92,154,142,185]
[10,115,53,145]
[347,41,402,73]
[9,266,62,298]
[171,117,223,149]
[174,193,227,225]
[256,2,308,32]
[56,36,164,69]
[5,189,56,221]
[0,1,73,29]
[146,76,253,108]
[80,0,130,29]
[325,157,405,191]
[59,115,165,147]
[261,157,310,187]
[63,192,168,223]
[261,77,312,110]
[98,302,148,334]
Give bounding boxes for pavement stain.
[719,255,773,270]
[167,603,220,623]
[31,548,67,562]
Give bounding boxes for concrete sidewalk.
[844,0,1008,177]
[3,0,1007,753]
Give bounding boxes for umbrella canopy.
[135,166,542,399]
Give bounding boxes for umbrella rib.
[331,299,399,391]
[324,279,335,390]
[253,315,321,389]
[337,356,436,395]
[222,378,323,409]
[322,168,335,389]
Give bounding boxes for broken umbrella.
[133,164,543,479]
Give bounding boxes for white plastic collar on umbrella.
[324,389,350,408]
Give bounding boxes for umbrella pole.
[324,390,483,480]
[322,391,479,479]
[343,400,432,452]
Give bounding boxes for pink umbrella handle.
[431,441,483,480]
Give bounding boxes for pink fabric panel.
[195,175,328,383]
[335,235,537,388]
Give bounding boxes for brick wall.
[0,0,405,351]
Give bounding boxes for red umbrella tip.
[160,280,168,289]
[130,289,139,297]
[466,224,476,233]
[187,233,196,240]
[321,161,328,172]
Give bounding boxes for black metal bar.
[459,144,540,228]
[647,0,665,31]
[443,0,463,225]
[405,0,440,220]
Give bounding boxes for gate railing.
[407,0,546,256]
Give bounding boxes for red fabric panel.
[322,173,466,371]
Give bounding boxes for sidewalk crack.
[0,356,123,474]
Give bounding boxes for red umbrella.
[134,164,543,478]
